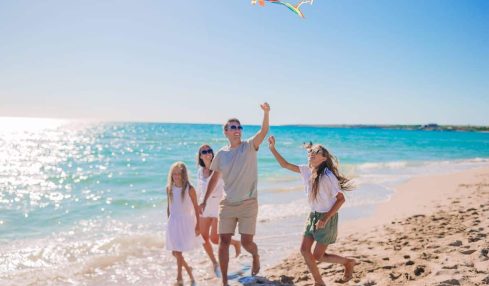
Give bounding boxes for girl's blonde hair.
[166,161,191,203]
[304,143,353,202]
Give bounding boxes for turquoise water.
[2,119,489,240]
[1,118,489,284]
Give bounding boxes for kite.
[251,0,265,6]
[252,0,314,18]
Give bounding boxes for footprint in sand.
[448,240,463,247]
[438,278,461,285]
[459,249,476,255]
[389,272,402,280]
[414,266,425,276]
[442,265,458,270]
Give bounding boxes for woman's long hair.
[166,161,191,204]
[196,144,214,168]
[304,142,354,202]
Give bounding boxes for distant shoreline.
[1,118,487,132]
[281,124,489,132]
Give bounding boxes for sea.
[1,117,489,285]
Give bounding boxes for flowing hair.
[304,142,354,202]
[166,161,191,204]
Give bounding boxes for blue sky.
[0,0,488,125]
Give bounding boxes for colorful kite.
[251,0,265,6]
[252,0,314,18]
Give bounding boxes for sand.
[245,167,489,286]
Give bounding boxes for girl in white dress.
[196,144,241,276]
[166,162,201,286]
[268,137,356,286]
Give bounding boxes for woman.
[196,144,241,277]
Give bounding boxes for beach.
[256,167,489,286]
[2,0,488,284]
[2,121,489,285]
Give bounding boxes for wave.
[355,157,489,172]
[81,234,164,274]
[0,222,168,285]
[257,158,489,220]
[258,199,309,222]
[356,161,410,170]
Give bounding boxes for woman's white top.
[298,165,342,212]
[196,167,224,218]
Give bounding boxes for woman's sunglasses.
[200,149,213,155]
[307,148,323,155]
[227,125,243,131]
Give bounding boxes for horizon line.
[0,116,488,128]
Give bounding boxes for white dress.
[197,168,224,218]
[166,185,202,251]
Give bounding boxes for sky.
[0,0,488,125]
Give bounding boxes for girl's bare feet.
[337,258,356,283]
[213,263,221,278]
[186,266,195,282]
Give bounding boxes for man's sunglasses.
[200,149,213,155]
[227,125,243,131]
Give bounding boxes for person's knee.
[210,235,219,245]
[240,235,254,248]
[220,235,232,246]
[201,232,210,243]
[300,245,310,257]
[312,251,324,261]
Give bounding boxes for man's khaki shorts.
[218,198,258,235]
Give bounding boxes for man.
[200,102,270,286]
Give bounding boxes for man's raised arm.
[252,102,270,150]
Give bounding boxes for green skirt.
[304,212,338,245]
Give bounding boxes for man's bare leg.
[219,234,232,286]
[241,234,260,276]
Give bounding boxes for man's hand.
[199,202,206,214]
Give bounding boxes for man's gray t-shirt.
[210,138,258,204]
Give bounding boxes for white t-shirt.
[298,165,341,212]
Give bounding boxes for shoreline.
[340,166,489,236]
[255,166,489,285]
[2,165,489,285]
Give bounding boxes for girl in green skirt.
[268,136,356,286]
